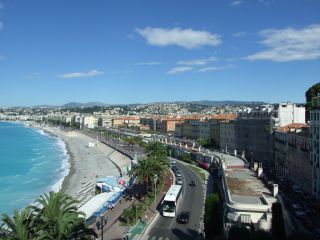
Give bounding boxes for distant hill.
[59,100,265,108]
[190,100,266,106]
[61,102,108,108]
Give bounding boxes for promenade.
[93,172,172,240]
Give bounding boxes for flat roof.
[221,154,274,205]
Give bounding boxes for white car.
[176,177,183,185]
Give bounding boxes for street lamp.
[99,214,107,240]
[153,175,158,212]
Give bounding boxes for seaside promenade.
[94,172,172,240]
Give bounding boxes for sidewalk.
[92,196,135,240]
[93,172,173,240]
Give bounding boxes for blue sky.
[0,0,319,106]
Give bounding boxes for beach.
[34,124,131,205]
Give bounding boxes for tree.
[0,206,36,240]
[133,157,157,194]
[271,202,286,240]
[33,191,96,240]
[305,82,320,121]
[145,142,167,164]
[204,193,222,239]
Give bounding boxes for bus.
[162,185,182,217]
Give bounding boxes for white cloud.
[167,66,193,74]
[233,31,246,37]
[134,61,162,66]
[198,64,234,72]
[136,27,221,49]
[246,24,320,62]
[178,56,218,66]
[230,1,242,6]
[57,70,104,79]
[259,0,274,6]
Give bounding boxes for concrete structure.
[220,154,277,234]
[274,123,312,194]
[310,96,320,199]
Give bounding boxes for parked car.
[177,211,190,224]
[175,171,182,177]
[172,166,178,172]
[176,177,183,185]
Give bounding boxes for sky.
[0,0,319,106]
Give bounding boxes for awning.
[240,214,251,224]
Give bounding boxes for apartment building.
[310,96,320,199]
[112,116,140,127]
[274,123,311,194]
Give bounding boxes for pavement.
[92,172,173,240]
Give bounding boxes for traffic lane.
[147,160,204,240]
[172,161,204,239]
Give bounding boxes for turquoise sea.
[0,121,69,215]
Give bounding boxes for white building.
[310,96,320,199]
[83,116,97,129]
[277,102,305,127]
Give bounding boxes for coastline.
[28,122,131,205]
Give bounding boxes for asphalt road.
[145,160,205,240]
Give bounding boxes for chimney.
[253,162,258,172]
[257,162,263,178]
[272,184,279,197]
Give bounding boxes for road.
[144,160,205,240]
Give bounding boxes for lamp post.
[99,214,107,240]
[153,175,158,212]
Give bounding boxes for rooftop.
[222,154,274,205]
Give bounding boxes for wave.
[49,137,70,192]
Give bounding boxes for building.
[310,96,320,199]
[220,154,277,234]
[160,118,185,134]
[83,116,97,129]
[220,120,237,155]
[274,123,311,194]
[112,116,140,127]
[277,102,305,127]
[210,114,237,148]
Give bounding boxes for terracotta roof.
[277,123,308,132]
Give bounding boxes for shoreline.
[28,122,131,205]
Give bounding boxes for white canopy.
[79,192,114,219]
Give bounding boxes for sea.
[0,121,70,215]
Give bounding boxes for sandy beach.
[33,124,131,205]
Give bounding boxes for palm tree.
[0,206,36,240]
[33,191,97,240]
[145,142,167,164]
[133,157,158,194]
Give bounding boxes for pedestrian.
[119,198,122,204]
[145,212,148,221]
[96,221,101,230]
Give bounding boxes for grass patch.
[187,165,206,181]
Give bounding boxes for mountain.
[174,100,266,106]
[61,102,108,108]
